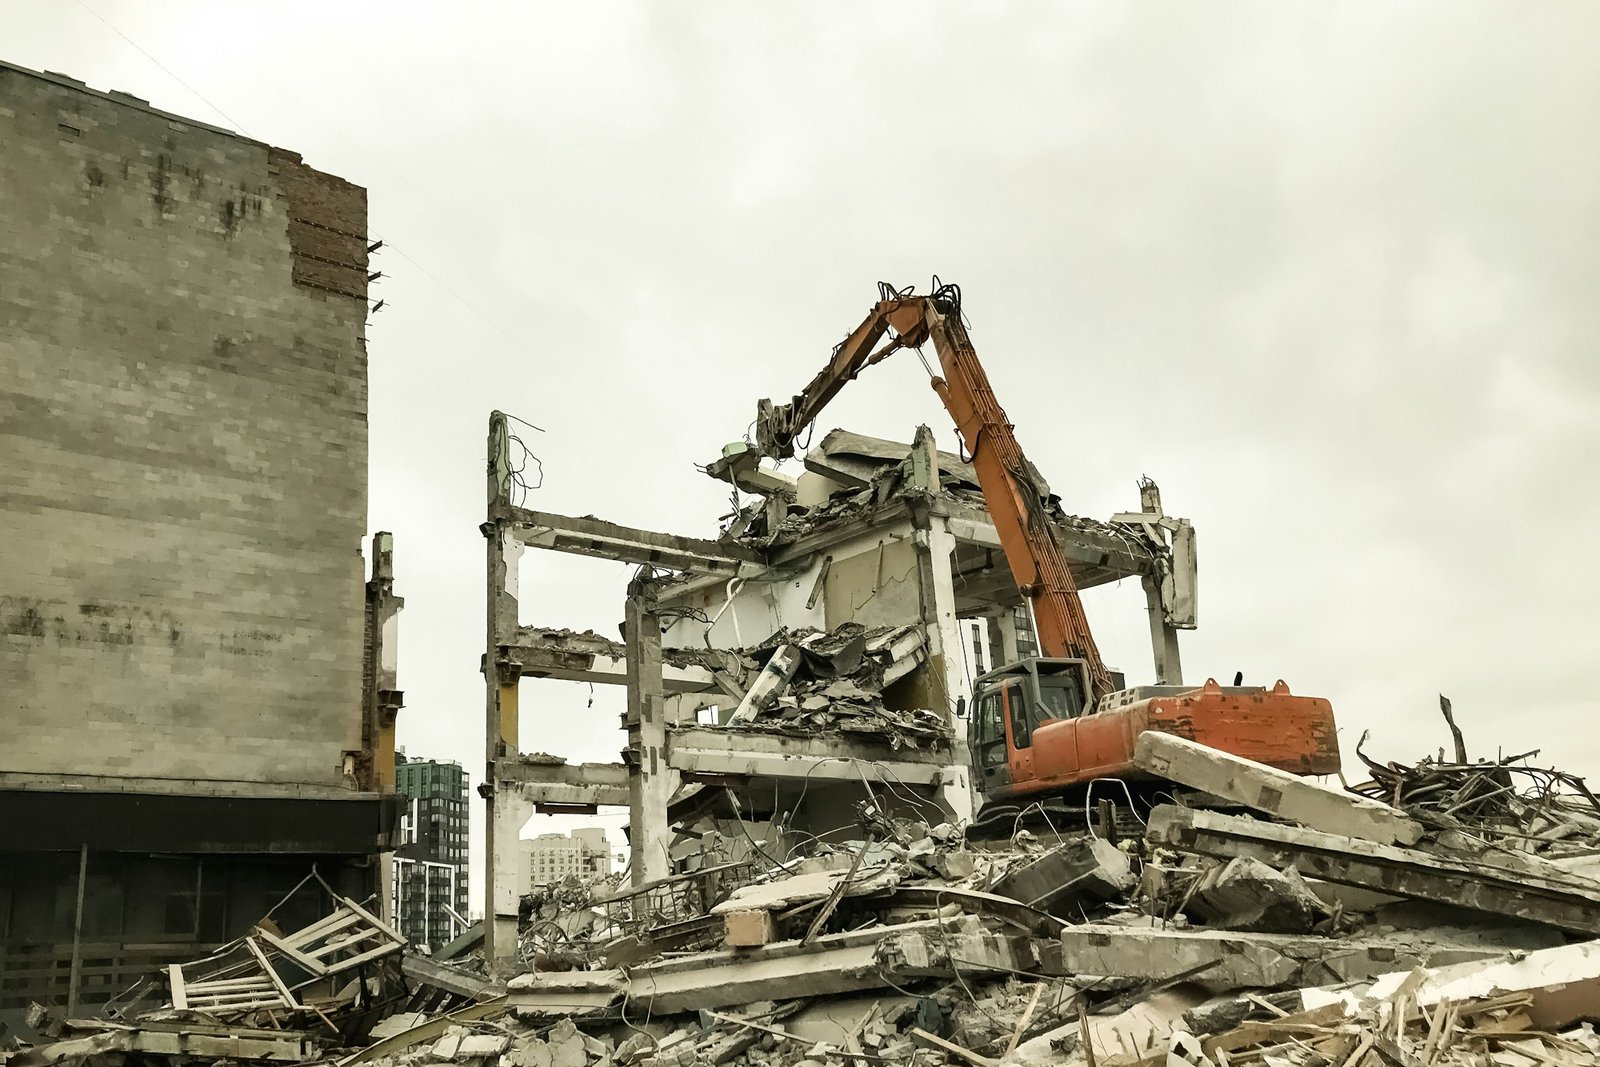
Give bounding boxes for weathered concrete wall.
[0,65,370,788]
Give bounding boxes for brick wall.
[0,65,370,788]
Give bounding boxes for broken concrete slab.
[992,836,1134,919]
[1056,924,1503,993]
[809,429,980,490]
[10,1022,319,1067]
[505,970,625,1016]
[1148,804,1600,935]
[1367,938,1600,1031]
[624,920,951,1014]
[457,1033,511,1058]
[1187,856,1328,934]
[876,922,1040,979]
[1132,731,1424,846]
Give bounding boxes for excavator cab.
[967,658,1122,798]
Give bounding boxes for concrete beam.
[495,759,629,807]
[1132,732,1424,847]
[665,725,953,785]
[1057,925,1495,993]
[400,954,492,1000]
[505,970,625,1016]
[498,504,764,575]
[505,627,731,694]
[1148,805,1600,935]
[623,920,945,1014]
[934,498,1154,590]
[14,1024,318,1067]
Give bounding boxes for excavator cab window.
[1006,683,1036,749]
[1037,675,1087,721]
[971,689,1007,769]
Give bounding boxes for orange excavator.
[753,281,1339,818]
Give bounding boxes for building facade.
[0,61,402,1020]
[525,829,612,891]
[392,756,469,951]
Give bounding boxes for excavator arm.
[754,282,1115,700]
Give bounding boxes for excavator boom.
[754,282,1114,700]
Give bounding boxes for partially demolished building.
[0,62,403,1019]
[481,414,1197,969]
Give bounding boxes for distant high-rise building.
[525,828,612,892]
[391,754,469,951]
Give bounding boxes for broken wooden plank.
[244,935,300,1010]
[1147,805,1600,935]
[254,924,332,976]
[1367,939,1600,1032]
[910,1027,998,1067]
[1133,732,1425,847]
[319,938,403,974]
[167,963,188,1011]
[277,906,361,947]
[336,894,408,946]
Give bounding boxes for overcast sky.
[8,2,1598,896]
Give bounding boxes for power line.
[74,0,251,135]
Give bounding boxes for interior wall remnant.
[822,535,921,631]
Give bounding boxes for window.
[971,691,1006,767]
[1037,677,1086,722]
[1006,684,1036,750]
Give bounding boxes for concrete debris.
[696,623,949,746]
[991,837,1135,919]
[19,736,1600,1067]
[1149,803,1600,934]
[1184,856,1329,934]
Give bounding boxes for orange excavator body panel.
[995,680,1340,804]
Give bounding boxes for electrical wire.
[75,1,252,134]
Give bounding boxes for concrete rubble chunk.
[1187,856,1329,933]
[504,1042,554,1067]
[1133,731,1425,846]
[876,923,1039,978]
[991,836,1134,919]
[431,1030,465,1061]
[507,969,626,1016]
[723,908,777,947]
[457,1034,511,1058]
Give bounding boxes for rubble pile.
[12,730,1600,1067]
[1352,732,1600,865]
[693,623,951,747]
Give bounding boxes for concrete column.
[1143,573,1184,684]
[920,516,974,823]
[1135,479,1183,685]
[483,412,522,972]
[992,608,1021,665]
[624,576,672,885]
